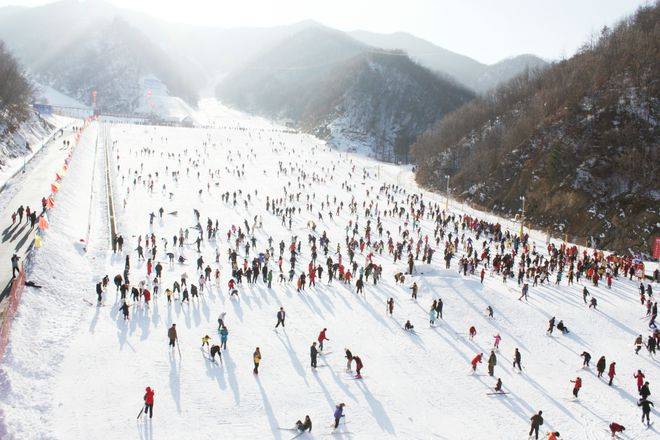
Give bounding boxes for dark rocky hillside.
[411,3,659,254]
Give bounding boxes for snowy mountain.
[0,1,545,108]
[411,3,660,254]
[0,1,202,112]
[216,27,474,162]
[349,30,548,93]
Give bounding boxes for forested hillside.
[411,3,659,253]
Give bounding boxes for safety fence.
[0,266,25,362]
[0,116,95,363]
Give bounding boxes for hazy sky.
[1,0,652,63]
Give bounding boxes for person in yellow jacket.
[253,347,262,374]
[201,335,211,348]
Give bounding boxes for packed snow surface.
[0,102,657,440]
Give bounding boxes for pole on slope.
[137,406,144,419]
[519,196,525,238]
[445,175,450,212]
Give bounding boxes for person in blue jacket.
[333,403,345,429]
[219,325,229,349]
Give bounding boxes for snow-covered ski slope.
[0,102,657,440]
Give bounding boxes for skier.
[513,348,522,372]
[471,352,483,372]
[295,415,312,433]
[634,334,643,354]
[345,348,353,371]
[10,254,20,278]
[120,300,129,320]
[219,325,228,350]
[608,361,616,386]
[310,342,318,368]
[596,356,606,378]
[404,320,415,331]
[638,398,654,427]
[469,325,477,340]
[556,320,569,334]
[95,281,103,304]
[333,403,346,429]
[168,324,178,349]
[435,298,443,319]
[547,317,556,335]
[410,282,418,300]
[210,344,221,362]
[493,334,501,350]
[387,297,394,316]
[487,350,497,376]
[276,307,286,328]
[609,422,625,439]
[142,387,154,419]
[570,376,582,398]
[354,355,363,378]
[217,311,226,330]
[580,351,591,368]
[317,328,329,351]
[529,410,544,440]
[253,347,261,374]
[201,334,211,349]
[634,370,645,392]
[494,378,503,393]
[640,381,651,400]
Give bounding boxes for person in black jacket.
[513,348,522,372]
[638,398,654,426]
[580,351,591,368]
[310,342,318,368]
[529,410,543,439]
[276,307,286,328]
[596,356,606,378]
[295,415,312,433]
[345,348,353,372]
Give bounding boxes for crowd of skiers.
[86,123,658,438]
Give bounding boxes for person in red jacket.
[634,370,645,392]
[354,355,363,379]
[143,387,155,419]
[609,422,625,438]
[608,362,616,386]
[471,353,483,372]
[318,328,329,351]
[469,326,477,340]
[570,376,582,398]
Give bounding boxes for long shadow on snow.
[354,379,395,434]
[222,351,241,404]
[168,350,182,413]
[275,329,309,385]
[255,370,283,439]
